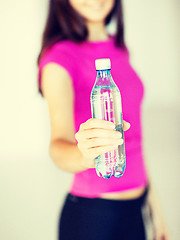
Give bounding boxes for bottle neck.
[95,69,114,87]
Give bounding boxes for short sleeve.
[38,42,76,95]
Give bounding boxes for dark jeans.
[58,187,150,240]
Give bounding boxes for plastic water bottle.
[90,58,126,179]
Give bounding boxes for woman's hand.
[152,211,170,240]
[147,185,171,240]
[75,118,131,169]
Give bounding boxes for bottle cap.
[95,58,111,70]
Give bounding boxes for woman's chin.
[85,14,107,24]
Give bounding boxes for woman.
[37,0,169,239]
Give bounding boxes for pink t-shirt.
[38,36,149,198]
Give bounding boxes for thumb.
[123,120,131,131]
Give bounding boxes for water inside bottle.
[91,85,126,179]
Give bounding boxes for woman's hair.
[37,0,125,95]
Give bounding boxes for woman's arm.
[146,171,170,239]
[41,63,130,173]
[41,63,89,173]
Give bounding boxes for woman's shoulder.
[53,39,77,50]
[38,39,80,90]
[42,40,76,59]
[39,40,79,72]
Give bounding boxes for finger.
[88,144,120,159]
[162,232,169,240]
[80,118,115,131]
[154,229,166,240]
[123,120,131,131]
[76,128,122,141]
[85,137,123,149]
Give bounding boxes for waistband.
[65,185,149,214]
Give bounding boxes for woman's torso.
[99,186,146,199]
[38,36,149,200]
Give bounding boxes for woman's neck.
[86,21,109,42]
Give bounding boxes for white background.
[0,0,180,239]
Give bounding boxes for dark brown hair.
[37,0,125,95]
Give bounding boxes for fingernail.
[120,139,123,144]
[116,138,123,143]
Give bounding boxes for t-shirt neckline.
[82,34,114,46]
